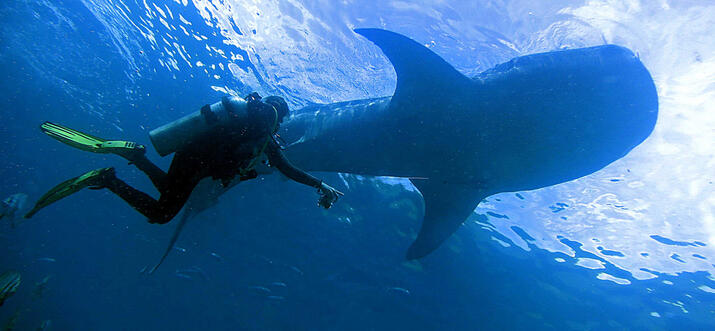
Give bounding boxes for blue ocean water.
[1,1,714,330]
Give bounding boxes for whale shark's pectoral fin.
[407,179,486,260]
[148,179,234,274]
[354,28,472,114]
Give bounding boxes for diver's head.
[263,96,290,123]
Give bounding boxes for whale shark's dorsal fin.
[354,29,472,113]
[407,179,488,259]
[355,28,482,258]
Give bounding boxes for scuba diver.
[24,93,343,223]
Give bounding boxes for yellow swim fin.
[24,167,115,219]
[40,122,145,160]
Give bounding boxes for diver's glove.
[317,182,343,209]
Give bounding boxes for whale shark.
[277,29,658,259]
[154,28,658,265]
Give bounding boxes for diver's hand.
[317,182,343,209]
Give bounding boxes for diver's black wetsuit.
[104,97,321,224]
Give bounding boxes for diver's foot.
[99,141,146,163]
[85,167,117,190]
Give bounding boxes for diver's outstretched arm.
[264,141,322,188]
[264,142,343,208]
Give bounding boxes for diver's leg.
[130,155,168,191]
[104,172,198,224]
[104,177,162,220]
[105,150,207,223]
[148,152,205,223]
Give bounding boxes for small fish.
[2,194,28,219]
[36,319,51,331]
[173,246,187,253]
[138,266,148,274]
[248,286,271,294]
[271,282,287,288]
[210,252,223,261]
[289,266,303,275]
[387,287,411,295]
[174,272,192,280]
[177,266,209,280]
[32,275,52,300]
[36,258,56,263]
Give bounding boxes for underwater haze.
[1,0,714,330]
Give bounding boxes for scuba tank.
[149,96,248,156]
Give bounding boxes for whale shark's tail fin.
[407,179,487,259]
